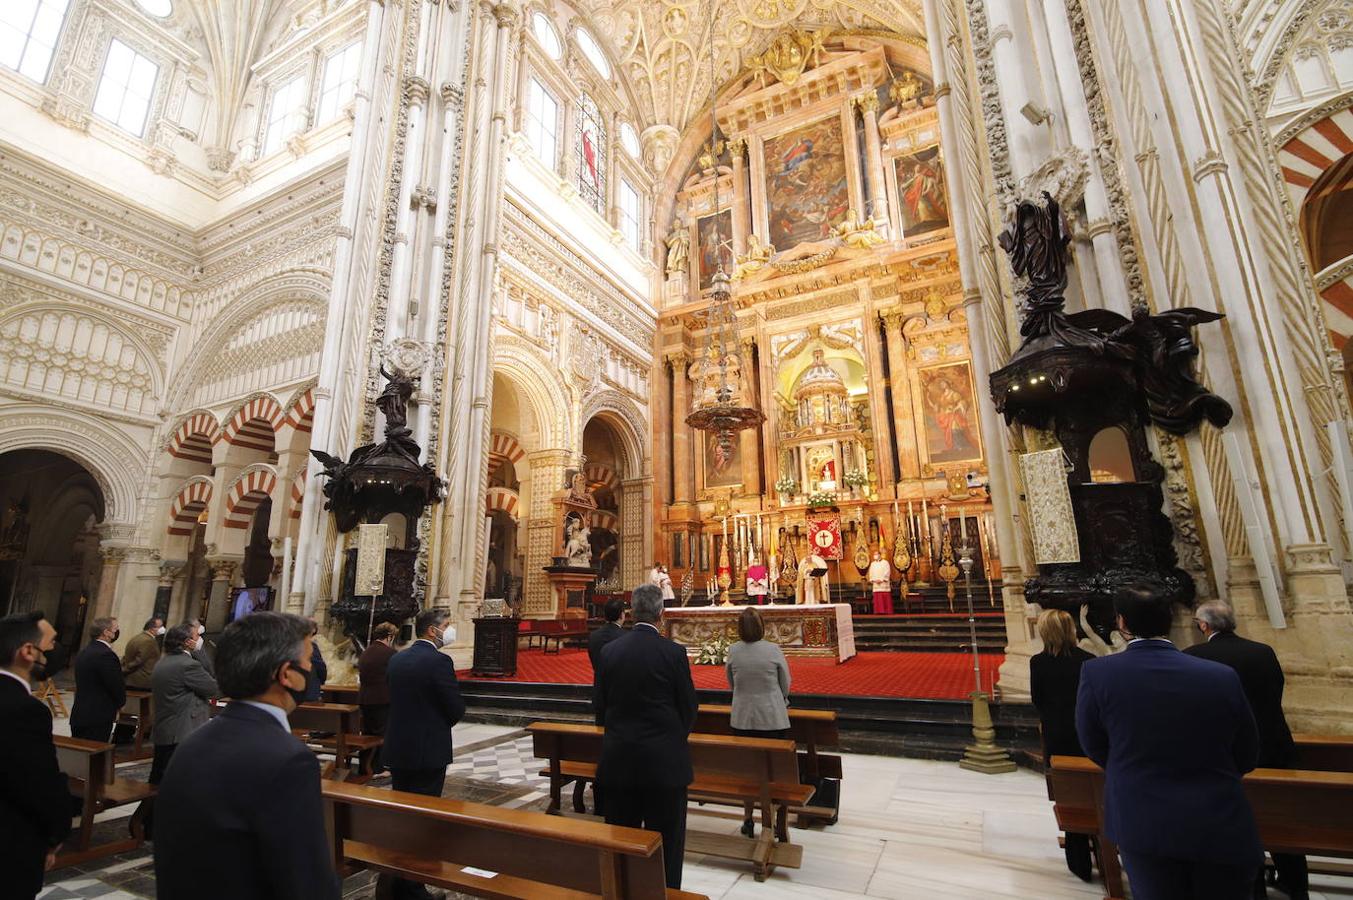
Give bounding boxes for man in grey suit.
[142,623,219,836]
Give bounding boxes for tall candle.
[959,508,967,543]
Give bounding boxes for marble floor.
[40,699,1353,899]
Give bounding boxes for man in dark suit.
[70,616,126,743]
[357,621,399,773]
[1077,584,1261,900]
[383,609,466,900]
[594,583,698,890]
[587,597,625,671]
[1186,600,1306,899]
[0,611,73,900]
[152,611,339,900]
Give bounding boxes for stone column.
[157,561,185,622]
[203,559,240,634]
[669,351,695,506]
[522,449,571,617]
[738,336,763,496]
[853,93,890,227]
[91,546,126,623]
[620,476,653,587]
[729,138,750,256]
[881,310,921,480]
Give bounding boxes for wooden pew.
[116,689,153,760]
[289,702,360,781]
[694,704,842,824]
[1291,733,1353,772]
[1049,755,1353,900]
[529,722,808,881]
[53,735,154,868]
[317,685,383,780]
[322,780,707,899]
[321,683,360,705]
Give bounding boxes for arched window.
[575,27,611,78]
[576,92,607,213]
[531,12,561,59]
[619,121,640,158]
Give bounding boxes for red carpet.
[460,648,1004,700]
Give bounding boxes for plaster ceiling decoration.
[574,0,926,130]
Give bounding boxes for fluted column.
[881,310,921,481]
[729,138,749,256]
[669,351,695,506]
[854,93,889,227]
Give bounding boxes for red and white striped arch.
[288,468,307,519]
[487,431,526,473]
[583,462,616,492]
[167,477,213,536]
[587,508,618,532]
[166,412,220,464]
[223,466,278,530]
[1278,105,1353,207]
[222,395,284,453]
[485,486,519,520]
[283,387,315,433]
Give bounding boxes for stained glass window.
[575,93,606,214]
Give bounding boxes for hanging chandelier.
[684,24,765,455]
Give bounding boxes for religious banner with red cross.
[807,516,843,560]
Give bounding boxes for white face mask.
[156,626,167,636]
[193,636,204,651]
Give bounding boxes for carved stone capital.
[727,136,748,160]
[158,560,186,586]
[666,349,691,369]
[491,3,519,28]
[440,82,463,105]
[853,92,880,115]
[1191,151,1228,183]
[207,559,239,581]
[404,76,431,106]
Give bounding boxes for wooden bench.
[1291,733,1353,772]
[116,689,153,760]
[322,780,707,899]
[694,704,842,825]
[321,683,360,705]
[289,702,361,781]
[1049,754,1353,899]
[53,735,155,868]
[529,722,809,881]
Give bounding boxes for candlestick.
[959,508,967,543]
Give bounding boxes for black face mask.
[110,629,121,643]
[29,646,48,682]
[282,661,310,707]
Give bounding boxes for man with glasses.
[152,611,339,900]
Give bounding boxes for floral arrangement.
[843,469,869,488]
[774,475,799,495]
[695,634,733,666]
[807,490,836,509]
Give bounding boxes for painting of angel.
[697,210,733,291]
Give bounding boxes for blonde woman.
[1030,607,1094,882]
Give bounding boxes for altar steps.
[456,679,1041,764]
[852,615,1008,653]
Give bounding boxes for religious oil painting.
[701,431,743,490]
[917,362,982,465]
[764,115,851,250]
[697,210,733,292]
[894,146,949,237]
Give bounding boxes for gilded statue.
[890,71,924,109]
[832,210,885,249]
[665,225,690,278]
[747,28,830,88]
[733,232,775,280]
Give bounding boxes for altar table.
[662,603,856,663]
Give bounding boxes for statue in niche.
[665,225,690,278]
[563,516,592,568]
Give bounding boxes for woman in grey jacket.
[726,607,792,835]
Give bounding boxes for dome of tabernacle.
[794,349,847,400]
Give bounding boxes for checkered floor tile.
[446,733,550,788]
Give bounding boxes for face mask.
[282,661,309,707]
[29,646,48,681]
[110,629,121,643]
[156,626,166,636]
[193,636,204,651]
[430,627,445,649]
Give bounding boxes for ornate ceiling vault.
[575,0,927,130]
